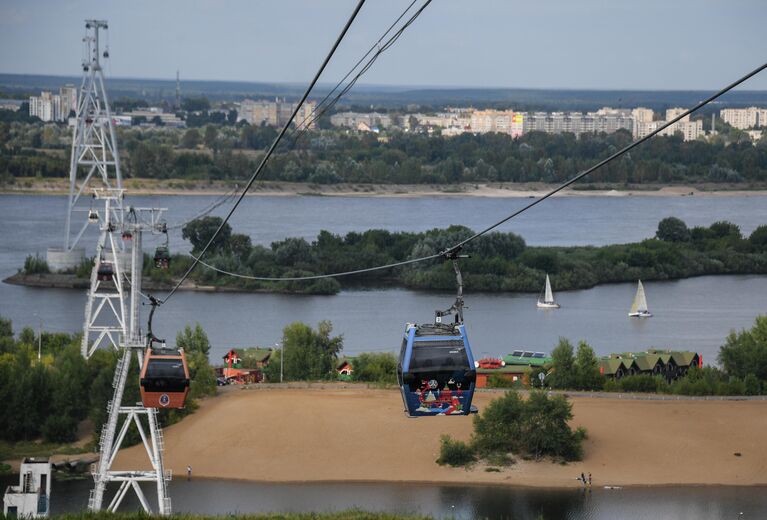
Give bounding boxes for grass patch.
[436,435,476,467]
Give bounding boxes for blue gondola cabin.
[397,322,476,417]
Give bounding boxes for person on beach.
[580,472,586,486]
[588,473,592,487]
[187,465,192,481]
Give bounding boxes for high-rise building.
[631,107,654,123]
[665,107,690,122]
[720,107,765,129]
[238,98,318,128]
[28,87,77,122]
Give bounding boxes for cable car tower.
[48,20,124,274]
[88,207,174,515]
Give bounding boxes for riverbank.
[3,178,767,198]
[114,387,767,488]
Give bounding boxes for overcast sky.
[1,0,765,91]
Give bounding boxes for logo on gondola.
[159,394,170,407]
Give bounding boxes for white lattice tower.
[89,210,172,515]
[82,188,128,357]
[64,19,123,252]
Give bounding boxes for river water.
[1,194,766,361]
[2,476,765,519]
[2,193,767,517]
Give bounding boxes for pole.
[279,343,283,383]
[38,318,42,361]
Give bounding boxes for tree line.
[523,315,767,396]
[2,117,767,185]
[131,216,767,296]
[0,317,215,446]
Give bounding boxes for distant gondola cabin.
[154,246,170,269]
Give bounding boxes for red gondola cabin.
[139,348,190,408]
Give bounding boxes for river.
[1,194,766,361]
[2,476,765,519]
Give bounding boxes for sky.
[0,0,766,91]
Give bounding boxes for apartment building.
[29,86,77,122]
[239,98,318,128]
[720,107,767,129]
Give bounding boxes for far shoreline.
[3,179,767,198]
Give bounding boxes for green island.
[11,216,767,296]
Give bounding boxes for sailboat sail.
[544,275,554,303]
[630,280,649,314]
[537,274,559,308]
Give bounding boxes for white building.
[3,458,52,518]
[330,111,392,129]
[720,107,766,129]
[28,86,77,122]
[239,98,318,128]
[631,107,654,123]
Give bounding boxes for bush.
[472,390,586,463]
[604,374,665,393]
[351,353,397,385]
[23,254,50,274]
[436,435,476,467]
[487,374,523,388]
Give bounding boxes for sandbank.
[113,388,767,488]
[3,179,767,198]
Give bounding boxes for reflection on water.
[3,476,764,519]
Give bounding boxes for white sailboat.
[628,280,652,318]
[536,274,560,309]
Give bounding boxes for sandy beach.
[114,388,767,488]
[3,179,767,198]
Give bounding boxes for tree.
[181,97,211,112]
[176,324,216,398]
[656,217,690,242]
[718,316,767,381]
[181,129,201,149]
[351,352,397,384]
[176,323,211,356]
[750,225,767,250]
[470,390,586,463]
[182,216,232,254]
[549,338,575,389]
[280,321,343,381]
[204,125,218,150]
[574,341,602,390]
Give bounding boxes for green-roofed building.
[600,349,700,381]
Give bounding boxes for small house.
[337,357,356,380]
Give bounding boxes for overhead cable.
[291,0,420,135]
[289,0,433,144]
[157,0,367,306]
[197,61,767,282]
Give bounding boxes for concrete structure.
[720,107,767,129]
[3,458,52,518]
[522,110,633,136]
[45,247,86,272]
[123,109,186,128]
[239,98,318,129]
[330,111,392,130]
